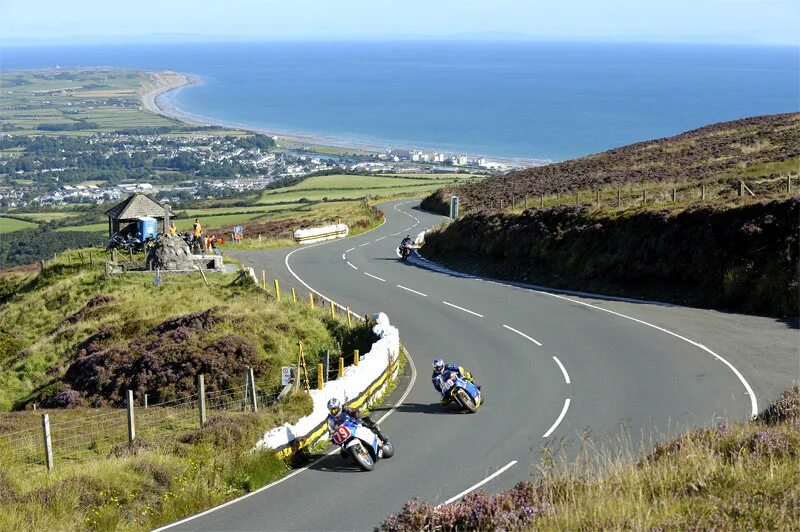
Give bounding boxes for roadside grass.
[381,386,800,531]
[0,216,38,233]
[0,392,313,532]
[0,250,372,411]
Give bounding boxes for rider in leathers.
[431,358,478,404]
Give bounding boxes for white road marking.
[552,356,571,384]
[364,272,386,282]
[346,247,355,253]
[502,324,543,346]
[346,261,358,270]
[359,242,370,247]
[442,301,484,318]
[396,284,427,297]
[440,460,518,506]
[341,253,346,260]
[375,236,387,241]
[391,231,403,236]
[537,292,759,417]
[543,398,571,438]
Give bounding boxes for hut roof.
[105,193,165,220]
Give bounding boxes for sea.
[1,41,798,161]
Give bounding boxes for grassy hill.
[423,113,800,214]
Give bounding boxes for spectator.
[168,222,177,235]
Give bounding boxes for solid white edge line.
[537,291,759,417]
[502,324,543,346]
[156,210,419,532]
[442,300,484,318]
[543,398,571,438]
[346,247,355,253]
[552,356,571,384]
[364,272,386,282]
[440,460,518,506]
[396,284,428,297]
[346,261,358,270]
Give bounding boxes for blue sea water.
[1,41,797,160]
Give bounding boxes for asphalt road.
[162,199,799,531]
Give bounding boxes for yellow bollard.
[292,287,297,305]
[353,349,359,367]
[261,270,266,290]
[317,363,324,390]
[309,293,315,308]
[330,301,335,320]
[274,279,281,302]
[338,357,344,378]
[346,307,352,327]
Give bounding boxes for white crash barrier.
[293,223,349,245]
[255,312,400,457]
[414,230,426,245]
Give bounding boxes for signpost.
[281,366,293,386]
[233,226,244,243]
[450,196,459,219]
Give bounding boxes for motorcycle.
[329,414,394,471]
[398,243,413,261]
[438,371,482,413]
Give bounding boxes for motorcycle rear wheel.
[456,388,478,413]
[349,443,375,471]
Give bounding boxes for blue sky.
[1,0,798,46]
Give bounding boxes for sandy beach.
[142,70,547,167]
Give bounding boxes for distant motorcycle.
[438,371,483,413]
[329,414,394,471]
[398,243,413,261]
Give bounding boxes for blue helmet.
[432,358,444,373]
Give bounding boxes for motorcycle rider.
[326,397,386,443]
[431,358,479,404]
[399,235,414,259]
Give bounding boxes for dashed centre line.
[375,236,387,241]
[358,242,370,247]
[396,285,427,297]
[346,261,358,270]
[364,272,386,282]
[502,324,543,346]
[341,253,346,260]
[346,247,355,253]
[442,301,484,318]
[552,356,571,384]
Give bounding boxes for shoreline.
[143,71,550,167]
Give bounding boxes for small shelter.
[104,193,170,238]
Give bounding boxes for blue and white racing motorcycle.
[438,371,483,413]
[329,415,394,471]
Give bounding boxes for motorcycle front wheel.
[349,443,375,471]
[456,388,478,413]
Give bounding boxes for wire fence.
[0,372,286,474]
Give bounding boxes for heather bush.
[757,385,800,426]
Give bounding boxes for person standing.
[168,222,177,236]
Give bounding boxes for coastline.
[144,71,549,167]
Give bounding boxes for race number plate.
[331,425,352,445]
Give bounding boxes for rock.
[147,234,194,271]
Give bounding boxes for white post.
[41,414,53,472]
[126,390,136,443]
[248,367,258,413]
[198,374,207,427]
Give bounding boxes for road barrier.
[293,223,349,245]
[255,312,401,458]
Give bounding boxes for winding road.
[161,199,799,531]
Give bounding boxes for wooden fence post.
[701,184,706,200]
[261,270,266,290]
[126,390,136,443]
[292,287,297,305]
[672,187,677,202]
[317,363,324,390]
[309,293,315,308]
[339,357,344,378]
[89,250,93,266]
[353,349,359,367]
[346,307,352,327]
[788,176,792,194]
[41,414,53,472]
[330,301,335,320]
[642,190,647,204]
[197,374,206,428]
[143,394,148,409]
[274,279,281,301]
[617,189,621,208]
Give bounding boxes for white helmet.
[432,358,445,373]
[327,397,341,416]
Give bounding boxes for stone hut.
[104,193,170,237]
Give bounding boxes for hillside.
[423,113,800,214]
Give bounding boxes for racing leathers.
[327,406,385,443]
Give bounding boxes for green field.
[257,173,479,203]
[57,212,273,233]
[11,212,79,222]
[0,217,37,233]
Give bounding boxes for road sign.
[281,366,293,386]
[233,225,244,242]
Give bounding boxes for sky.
[1,0,798,46]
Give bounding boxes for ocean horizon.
[1,41,797,161]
